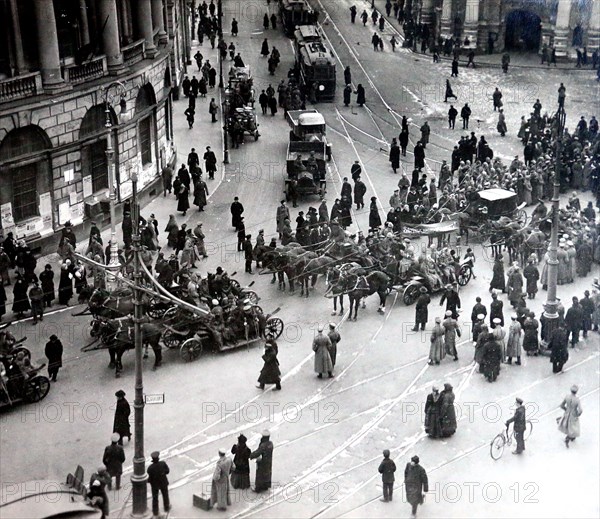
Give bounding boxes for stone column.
[8,0,27,74]
[420,0,434,26]
[98,0,125,72]
[587,0,600,50]
[120,0,133,44]
[152,0,168,43]
[137,0,158,58]
[79,0,91,45]
[553,0,572,58]
[34,0,64,89]
[462,0,480,47]
[440,0,453,38]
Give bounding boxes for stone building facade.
[0,0,193,252]
[410,0,600,56]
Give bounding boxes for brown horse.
[325,269,390,320]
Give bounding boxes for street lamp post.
[222,98,230,164]
[218,0,224,88]
[103,81,127,291]
[542,105,567,344]
[129,170,148,517]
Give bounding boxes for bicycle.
[490,420,533,460]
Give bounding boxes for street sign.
[144,394,165,404]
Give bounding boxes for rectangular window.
[89,140,109,192]
[12,164,38,222]
[139,116,152,165]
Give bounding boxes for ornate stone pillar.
[587,0,600,50]
[79,0,91,46]
[462,0,480,47]
[98,0,125,72]
[440,0,453,38]
[553,0,572,58]
[34,0,64,89]
[420,0,434,26]
[137,0,158,57]
[8,0,27,74]
[152,0,168,43]
[119,0,133,45]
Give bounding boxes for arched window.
[79,104,118,193]
[135,84,157,166]
[0,126,52,223]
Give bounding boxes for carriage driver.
[294,154,304,176]
[306,151,319,182]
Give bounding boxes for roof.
[295,25,320,41]
[477,188,517,202]
[298,112,326,126]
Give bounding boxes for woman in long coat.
[557,244,569,284]
[256,342,281,390]
[442,313,461,360]
[177,184,190,215]
[58,261,74,306]
[522,314,539,355]
[113,390,131,443]
[424,387,442,438]
[523,261,539,298]
[368,198,382,231]
[389,139,400,173]
[474,325,490,371]
[230,434,251,489]
[506,268,524,307]
[180,232,198,269]
[249,432,273,492]
[165,215,179,248]
[505,316,522,364]
[439,383,457,437]
[194,179,209,211]
[490,254,506,292]
[428,317,445,365]
[12,273,30,317]
[355,84,366,106]
[260,38,270,56]
[558,385,582,447]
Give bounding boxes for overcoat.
[558,393,582,438]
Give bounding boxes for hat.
[259,229,264,234]
[50,334,58,341]
[329,323,336,329]
[92,480,101,487]
[218,448,226,455]
[151,451,160,459]
[262,429,270,437]
[212,299,219,306]
[571,385,579,393]
[477,313,485,320]
[317,324,324,332]
[371,196,377,201]
[111,433,120,443]
[419,287,428,293]
[382,449,390,457]
[243,305,252,311]
[493,317,501,324]
[511,314,517,320]
[238,434,247,443]
[115,390,126,398]
[515,397,523,404]
[445,310,452,317]
[411,455,420,463]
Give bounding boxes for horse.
[326,269,390,320]
[261,248,310,294]
[88,287,135,319]
[92,316,163,376]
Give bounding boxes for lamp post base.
[541,309,559,351]
[130,470,150,518]
[104,263,122,292]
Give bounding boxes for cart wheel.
[264,317,284,339]
[162,330,184,349]
[245,290,260,305]
[254,130,259,141]
[146,298,166,319]
[458,265,472,286]
[12,346,31,359]
[523,420,533,440]
[490,433,506,460]
[403,285,419,305]
[516,209,527,226]
[180,338,203,362]
[24,375,51,403]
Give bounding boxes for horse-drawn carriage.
[224,66,260,142]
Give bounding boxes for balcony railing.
[123,39,146,66]
[0,72,43,103]
[63,55,107,84]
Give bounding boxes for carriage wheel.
[490,433,506,460]
[12,346,31,359]
[146,298,166,319]
[24,375,51,403]
[403,285,419,306]
[523,420,533,441]
[516,209,527,226]
[162,330,184,349]
[245,290,260,305]
[162,307,178,323]
[458,265,472,286]
[180,338,203,362]
[264,317,284,339]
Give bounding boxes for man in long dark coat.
[404,456,428,517]
[204,146,217,180]
[490,292,504,328]
[414,141,425,170]
[549,322,569,373]
[439,383,457,437]
[564,297,584,347]
[230,197,244,229]
[413,287,430,331]
[45,334,63,382]
[257,341,281,390]
[113,390,131,445]
[439,285,460,319]
[481,336,503,382]
[103,433,125,490]
[424,387,441,438]
[353,178,367,209]
[250,430,274,492]
[147,451,171,515]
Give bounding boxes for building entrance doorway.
[505,10,542,51]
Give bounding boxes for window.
[89,140,109,192]
[139,116,152,165]
[12,164,38,221]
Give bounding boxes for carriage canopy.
[471,188,519,218]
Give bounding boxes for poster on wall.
[58,202,70,225]
[82,176,93,198]
[1,202,14,229]
[70,202,84,224]
[38,193,53,234]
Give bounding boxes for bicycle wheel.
[523,420,533,440]
[490,433,506,460]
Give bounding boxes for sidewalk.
[1,37,224,318]
[369,0,598,72]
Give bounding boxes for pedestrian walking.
[184,106,195,128]
[313,324,333,378]
[389,138,400,173]
[451,58,459,77]
[102,433,125,490]
[558,385,582,448]
[565,296,583,346]
[424,386,441,437]
[259,90,268,114]
[490,255,506,293]
[230,197,244,230]
[428,317,445,365]
[420,121,430,148]
[147,451,171,515]
[45,334,63,382]
[350,4,357,23]
[177,183,190,215]
[161,164,173,196]
[369,197,382,231]
[439,383,457,437]
[505,397,526,454]
[256,340,281,390]
[209,98,218,122]
[448,105,457,129]
[413,287,430,331]
[204,146,217,180]
[231,18,238,36]
[29,282,44,323]
[250,430,273,492]
[505,315,522,365]
[440,284,460,319]
[243,234,254,274]
[442,311,461,361]
[444,79,457,102]
[460,103,471,130]
[390,35,398,51]
[193,178,209,212]
[378,449,396,502]
[523,260,539,299]
[497,109,507,136]
[327,323,340,370]
[558,82,566,108]
[354,177,366,209]
[12,273,30,318]
[268,95,278,116]
[113,390,131,445]
[230,434,251,489]
[404,456,428,518]
[355,84,366,106]
[236,218,246,251]
[549,322,569,373]
[211,449,232,511]
[501,52,510,73]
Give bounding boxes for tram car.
[279,0,319,36]
[293,25,336,101]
